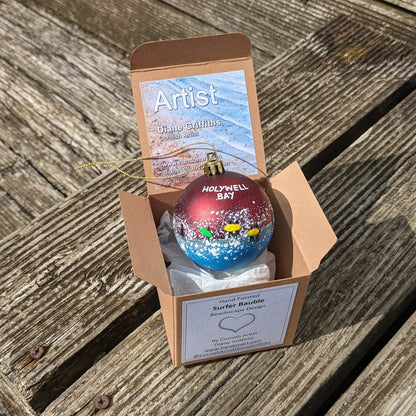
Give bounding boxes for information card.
[181,283,298,363]
[140,70,258,188]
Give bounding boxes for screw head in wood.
[29,345,45,360]
[94,394,111,410]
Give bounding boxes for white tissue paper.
[157,211,276,296]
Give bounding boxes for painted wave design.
[176,223,274,271]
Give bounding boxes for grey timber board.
[21,0,416,63]
[0,0,138,238]
[0,15,415,413]
[256,16,416,178]
[19,0,219,52]
[385,0,416,14]
[164,0,416,56]
[42,80,416,416]
[0,374,35,416]
[327,310,416,415]
[0,141,39,230]
[20,0,273,68]
[0,169,159,412]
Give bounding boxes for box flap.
[119,190,173,295]
[156,288,177,364]
[129,33,266,195]
[130,33,252,71]
[269,162,337,277]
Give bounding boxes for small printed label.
[139,70,257,188]
[181,283,298,363]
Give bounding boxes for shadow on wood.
[295,154,416,344]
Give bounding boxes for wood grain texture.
[0,170,160,412]
[20,0,274,69]
[22,0,416,65]
[0,141,39,232]
[21,0,219,53]
[0,374,35,416]
[256,15,416,178]
[164,0,416,56]
[0,0,140,238]
[384,0,416,13]
[1,14,415,413]
[42,81,416,416]
[327,310,416,415]
[42,310,274,416]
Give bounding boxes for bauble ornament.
[172,152,274,271]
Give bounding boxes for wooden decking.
[1,1,415,415]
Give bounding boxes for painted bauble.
[173,168,274,271]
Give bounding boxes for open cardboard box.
[119,33,337,366]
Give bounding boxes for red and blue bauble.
[173,155,274,271]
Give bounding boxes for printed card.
[140,70,258,188]
[181,283,298,363]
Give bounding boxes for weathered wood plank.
[20,0,273,69]
[0,0,139,237]
[0,0,138,165]
[0,142,35,235]
[22,0,416,65]
[1,16,415,412]
[384,0,416,14]
[0,374,36,416]
[2,0,414,240]
[41,311,262,416]
[0,187,32,238]
[21,0,219,53]
[42,74,416,416]
[256,15,416,177]
[327,310,416,415]
[164,0,416,56]
[0,171,160,413]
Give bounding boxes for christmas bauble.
[173,161,274,271]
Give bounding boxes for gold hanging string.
[74,141,217,180]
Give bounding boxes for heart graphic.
[218,313,256,333]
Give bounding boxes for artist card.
[139,70,258,188]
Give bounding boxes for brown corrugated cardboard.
[119,33,337,366]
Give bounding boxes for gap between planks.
[319,296,416,415]
[327,308,416,415]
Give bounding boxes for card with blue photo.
[140,70,258,188]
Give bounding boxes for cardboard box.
[119,33,337,366]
